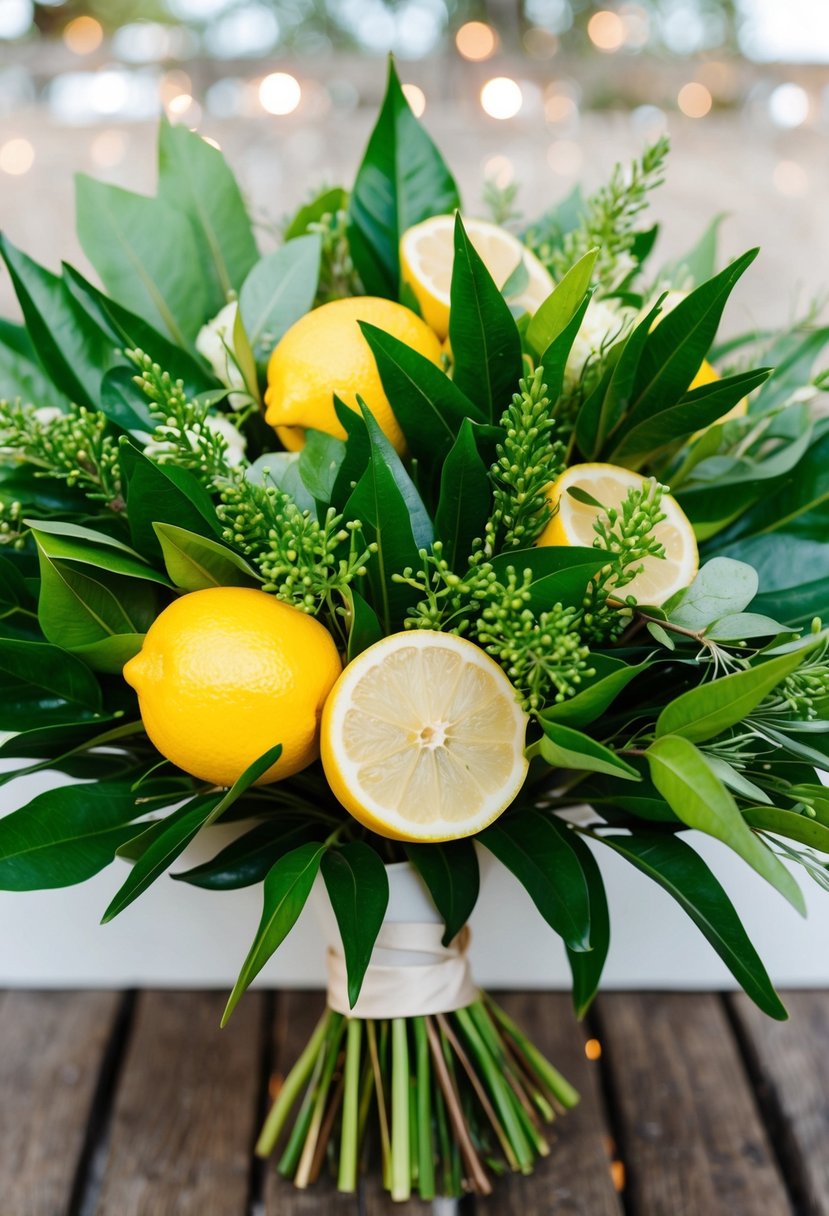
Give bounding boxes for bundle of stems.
[256,993,579,1200]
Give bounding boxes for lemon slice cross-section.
[400,215,554,340]
[321,631,530,842]
[537,462,699,607]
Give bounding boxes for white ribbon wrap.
[326,922,477,1019]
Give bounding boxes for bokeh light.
[259,72,302,116]
[0,137,35,175]
[483,153,514,188]
[455,20,497,61]
[677,81,713,117]
[63,16,104,55]
[768,83,810,128]
[481,77,524,120]
[0,0,33,40]
[587,11,626,52]
[401,83,426,117]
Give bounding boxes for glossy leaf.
[598,829,787,1019]
[434,419,491,571]
[540,657,650,729]
[158,118,258,309]
[153,523,260,591]
[342,585,383,661]
[534,720,640,781]
[240,234,322,362]
[0,637,101,729]
[742,807,829,853]
[655,647,808,742]
[322,842,390,1007]
[538,289,593,406]
[449,214,523,421]
[28,519,170,585]
[222,841,327,1025]
[284,186,347,241]
[173,822,316,889]
[480,808,591,951]
[565,833,609,1018]
[0,319,70,409]
[0,783,143,890]
[75,174,210,345]
[405,839,480,946]
[120,441,221,560]
[298,430,347,505]
[347,59,460,296]
[526,247,597,356]
[36,552,159,652]
[646,734,805,913]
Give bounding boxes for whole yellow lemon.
[123,587,342,788]
[264,296,442,455]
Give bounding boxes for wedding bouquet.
[1,60,828,1202]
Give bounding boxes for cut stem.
[413,1017,436,1200]
[337,1019,363,1193]
[391,1018,411,1202]
[256,1009,330,1157]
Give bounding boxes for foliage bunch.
[0,61,828,1050]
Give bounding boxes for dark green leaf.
[29,519,170,584]
[434,419,491,570]
[480,808,591,951]
[298,430,347,505]
[534,720,640,780]
[565,833,609,1018]
[36,552,159,652]
[0,320,70,408]
[222,841,326,1025]
[449,214,522,421]
[322,842,389,1007]
[341,586,383,661]
[347,59,460,296]
[158,118,258,309]
[405,839,479,946]
[153,523,259,591]
[0,783,143,890]
[0,637,101,728]
[99,365,156,433]
[75,174,210,345]
[240,235,322,362]
[540,656,650,729]
[598,830,787,1019]
[538,288,594,405]
[120,441,221,560]
[646,734,805,913]
[173,822,316,889]
[655,647,808,742]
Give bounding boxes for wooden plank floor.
[1,990,827,1215]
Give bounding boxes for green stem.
[485,996,580,1109]
[455,1006,536,1173]
[256,1009,330,1156]
[390,1018,411,1201]
[337,1019,363,1193]
[295,1013,346,1187]
[413,1018,435,1199]
[277,1031,328,1177]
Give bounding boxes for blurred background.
[0,0,827,329]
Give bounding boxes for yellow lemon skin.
[123,587,342,788]
[264,296,442,455]
[690,359,748,430]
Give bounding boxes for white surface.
[2,769,829,989]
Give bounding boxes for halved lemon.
[537,463,698,607]
[400,215,554,340]
[320,630,529,842]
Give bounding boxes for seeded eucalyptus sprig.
[0,398,124,510]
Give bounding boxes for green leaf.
[540,656,650,729]
[359,320,482,461]
[120,441,221,560]
[526,247,597,356]
[70,634,145,674]
[341,585,383,662]
[405,840,479,946]
[62,263,215,397]
[157,118,258,309]
[322,842,389,1008]
[538,288,594,405]
[0,637,102,729]
[705,613,788,642]
[434,419,492,571]
[742,806,829,853]
[284,186,347,241]
[347,58,460,297]
[298,431,346,505]
[646,734,805,913]
[0,783,143,890]
[449,214,523,421]
[565,833,609,1018]
[480,808,591,951]
[0,233,116,408]
[36,552,159,652]
[715,534,829,627]
[75,174,211,345]
[240,235,322,363]
[0,320,70,409]
[104,742,284,922]
[222,840,326,1026]
[628,250,758,421]
[28,519,170,585]
[99,365,157,433]
[534,720,640,781]
[173,822,316,889]
[153,523,260,591]
[721,428,829,542]
[598,830,787,1019]
[665,557,758,631]
[655,647,808,743]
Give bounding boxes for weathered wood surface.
[0,990,120,1216]
[729,991,829,1216]
[1,989,828,1215]
[595,992,793,1216]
